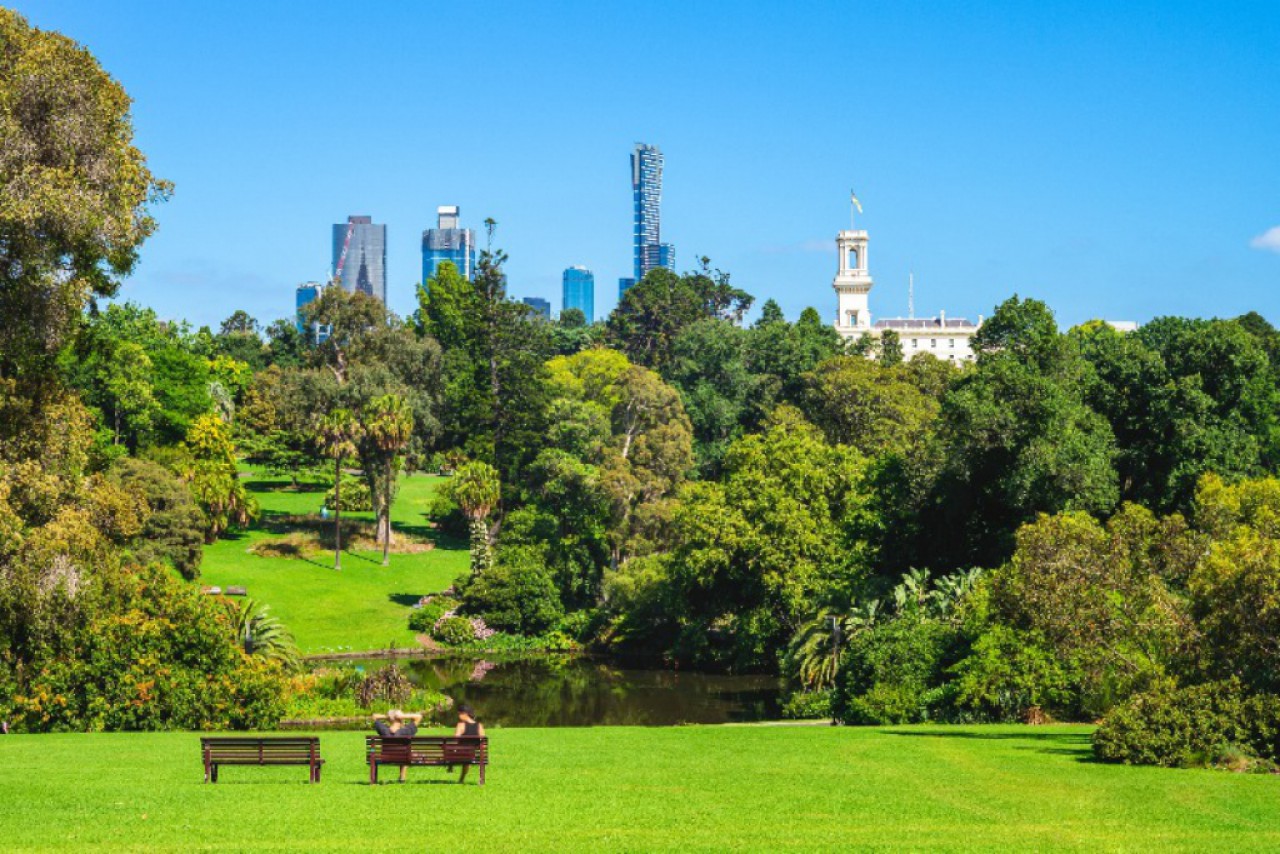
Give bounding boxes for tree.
[361,394,413,566]
[801,356,939,458]
[451,461,501,576]
[878,329,904,367]
[183,413,258,542]
[663,319,754,474]
[315,409,363,570]
[107,457,205,579]
[0,9,169,388]
[606,264,753,370]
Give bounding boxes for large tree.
[0,9,169,389]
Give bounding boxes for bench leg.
[203,760,210,783]
[370,761,378,785]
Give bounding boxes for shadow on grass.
[388,593,424,607]
[243,479,329,494]
[882,729,1098,761]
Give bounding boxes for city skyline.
[563,265,595,321]
[422,205,476,285]
[330,216,386,304]
[22,1,1278,331]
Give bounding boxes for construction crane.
[333,219,357,284]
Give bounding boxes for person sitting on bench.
[372,709,422,782]
[454,704,485,739]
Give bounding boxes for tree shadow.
[388,593,425,607]
[881,729,1098,761]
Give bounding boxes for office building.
[331,216,387,303]
[422,205,477,284]
[631,143,675,283]
[562,266,595,321]
[522,297,551,319]
[618,278,636,299]
[295,281,330,343]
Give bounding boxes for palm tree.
[450,460,500,576]
[232,598,300,671]
[316,408,362,571]
[363,394,413,566]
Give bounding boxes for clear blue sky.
[18,1,1280,330]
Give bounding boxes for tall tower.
[632,143,674,282]
[833,229,873,332]
[422,205,477,284]
[331,215,387,303]
[562,265,595,321]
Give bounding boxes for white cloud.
[1250,226,1280,253]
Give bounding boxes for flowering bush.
[435,615,477,646]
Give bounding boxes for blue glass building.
[422,205,476,285]
[562,266,595,321]
[295,281,330,343]
[631,143,675,282]
[522,297,551,319]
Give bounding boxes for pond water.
[337,655,783,727]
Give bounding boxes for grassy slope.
[200,470,468,654]
[2,725,1279,851]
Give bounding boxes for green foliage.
[833,614,961,725]
[461,547,564,635]
[1092,679,1280,769]
[230,597,300,671]
[355,662,413,709]
[435,615,477,646]
[408,596,458,632]
[183,414,259,542]
[802,355,939,457]
[780,689,833,720]
[107,457,204,579]
[324,475,372,511]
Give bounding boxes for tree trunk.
[333,457,342,571]
[469,518,491,576]
[380,459,394,567]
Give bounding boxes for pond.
[336,655,783,727]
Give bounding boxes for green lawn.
[2,725,1278,850]
[200,469,468,654]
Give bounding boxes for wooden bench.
[201,737,324,783]
[365,736,488,785]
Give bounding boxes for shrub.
[408,596,458,633]
[1091,679,1280,768]
[355,663,413,709]
[435,616,477,646]
[108,457,205,579]
[324,475,372,512]
[950,625,1079,722]
[833,615,960,725]
[461,547,563,635]
[782,689,833,720]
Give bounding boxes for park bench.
[365,736,488,785]
[200,736,324,783]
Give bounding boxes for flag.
[850,190,863,214]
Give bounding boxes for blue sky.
[19,0,1280,330]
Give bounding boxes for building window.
[930,339,937,348]
[949,338,955,348]
[911,338,918,348]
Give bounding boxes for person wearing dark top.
[372,709,421,782]
[454,704,485,738]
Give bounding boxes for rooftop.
[874,316,978,330]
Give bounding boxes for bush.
[1092,679,1280,768]
[108,457,205,579]
[408,596,458,633]
[782,689,833,720]
[324,475,372,512]
[833,616,960,725]
[950,625,1079,722]
[461,547,564,635]
[435,616,477,646]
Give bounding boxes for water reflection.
[344,655,782,727]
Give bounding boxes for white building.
[832,227,981,362]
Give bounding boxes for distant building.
[832,221,980,362]
[562,266,595,321]
[331,216,387,303]
[618,277,636,300]
[422,205,476,284]
[631,143,674,282]
[295,281,330,343]
[522,297,551,319]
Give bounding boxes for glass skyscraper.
[295,281,330,343]
[521,297,551,319]
[632,143,675,283]
[331,216,387,303]
[422,205,476,284]
[562,265,595,321]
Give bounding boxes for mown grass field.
[200,469,467,653]
[2,725,1278,851]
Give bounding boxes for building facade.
[422,205,476,284]
[295,281,330,343]
[832,226,980,362]
[562,266,595,321]
[331,215,387,303]
[522,297,551,319]
[631,143,675,283]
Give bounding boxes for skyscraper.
[631,143,675,283]
[562,265,595,321]
[422,205,476,284]
[331,216,387,303]
[521,297,551,319]
[295,281,330,343]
